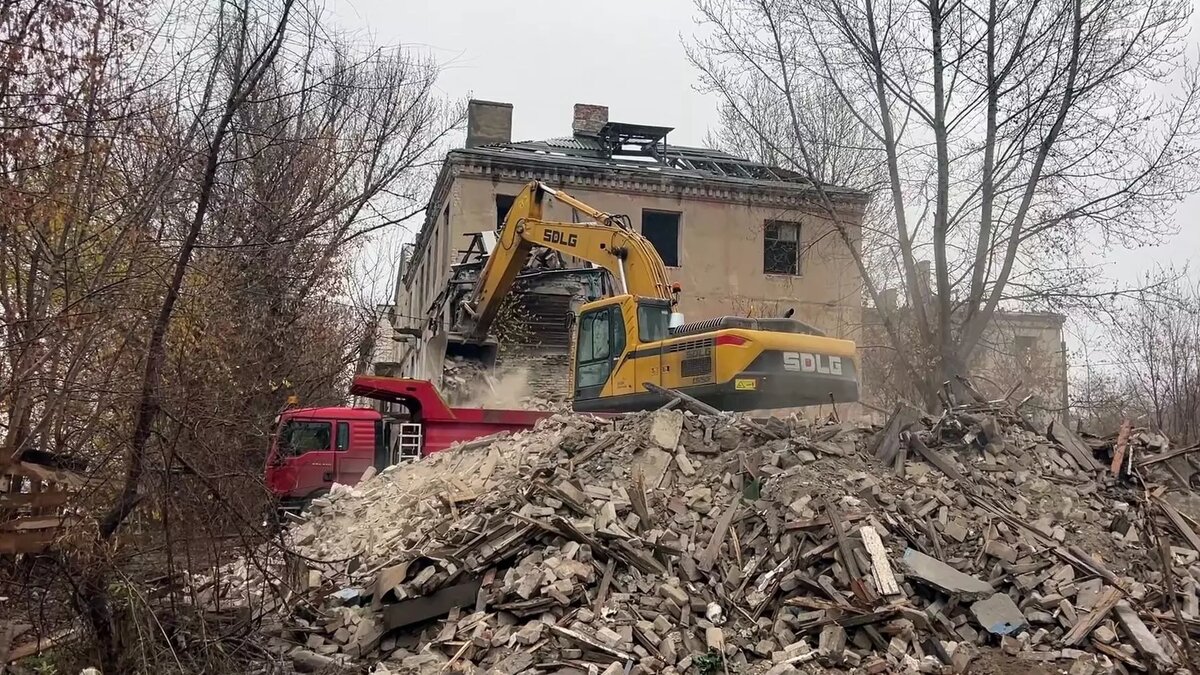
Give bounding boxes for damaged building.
[385,100,869,399]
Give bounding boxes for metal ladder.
[390,422,423,464]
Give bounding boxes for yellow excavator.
[451,181,860,413]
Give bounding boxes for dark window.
[642,210,680,267]
[336,422,350,451]
[496,194,516,231]
[281,421,331,457]
[576,306,624,390]
[579,309,611,363]
[612,306,626,358]
[1014,335,1036,370]
[764,220,801,275]
[638,302,671,342]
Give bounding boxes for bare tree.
[0,0,461,669]
[688,0,1200,406]
[1106,270,1200,442]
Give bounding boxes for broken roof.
[455,120,864,195]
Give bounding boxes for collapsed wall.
[212,396,1200,674]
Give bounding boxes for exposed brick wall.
[496,347,572,402]
[572,103,608,136]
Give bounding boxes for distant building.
[388,100,869,396]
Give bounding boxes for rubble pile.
[267,394,1198,674]
[441,357,492,405]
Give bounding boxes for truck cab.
[263,406,390,506]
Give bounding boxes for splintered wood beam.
[1137,442,1200,469]
[698,492,741,573]
[1061,586,1121,646]
[1110,419,1131,476]
[861,526,900,597]
[905,433,963,482]
[1156,499,1200,556]
[822,497,861,580]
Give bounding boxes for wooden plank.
[822,497,861,579]
[382,579,482,631]
[6,462,85,487]
[1061,586,1121,646]
[373,561,412,604]
[783,511,868,531]
[0,529,57,554]
[642,382,782,440]
[698,492,741,573]
[546,624,634,661]
[871,406,905,466]
[1110,419,1131,476]
[1136,442,1200,469]
[1048,420,1105,471]
[629,470,651,529]
[593,558,615,614]
[1156,500,1200,554]
[569,430,621,471]
[4,627,76,663]
[923,517,945,561]
[1089,638,1147,671]
[860,526,900,596]
[0,515,66,532]
[474,567,496,613]
[906,434,963,482]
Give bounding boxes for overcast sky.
[335,0,1198,368]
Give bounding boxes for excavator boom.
[458,182,674,341]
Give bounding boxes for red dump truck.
[264,376,552,508]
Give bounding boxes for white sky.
[334,0,1198,373]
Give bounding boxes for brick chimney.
[572,103,608,136]
[466,100,513,148]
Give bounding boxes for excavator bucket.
[442,335,499,370]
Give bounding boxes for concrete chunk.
[1114,600,1174,668]
[901,548,995,599]
[649,410,684,450]
[971,593,1027,636]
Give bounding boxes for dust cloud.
[464,367,532,409]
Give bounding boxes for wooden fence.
[0,460,85,555]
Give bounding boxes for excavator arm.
[457,182,675,341]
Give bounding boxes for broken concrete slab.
[970,593,1027,636]
[901,548,995,599]
[648,409,684,450]
[1113,601,1174,668]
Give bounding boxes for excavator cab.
[573,296,671,403]
[570,295,860,413]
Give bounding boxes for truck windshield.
[281,421,331,456]
[638,302,671,342]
